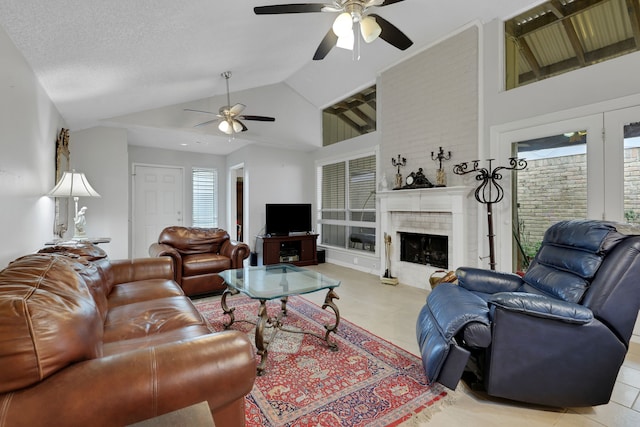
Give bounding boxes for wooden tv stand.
[258,234,318,266]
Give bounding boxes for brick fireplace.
[378,186,477,289]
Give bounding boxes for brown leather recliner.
[149,226,250,297]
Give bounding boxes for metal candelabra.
[431,146,452,186]
[453,157,527,270]
[391,154,407,189]
[431,146,451,170]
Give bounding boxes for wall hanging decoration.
[53,128,70,239]
[431,146,452,187]
[453,157,527,270]
[391,154,406,189]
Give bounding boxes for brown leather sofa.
[149,226,250,297]
[0,242,256,427]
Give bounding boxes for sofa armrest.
[110,257,175,285]
[149,243,183,283]
[456,267,523,294]
[489,292,593,324]
[220,239,251,268]
[1,331,256,427]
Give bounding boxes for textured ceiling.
[0,0,542,155]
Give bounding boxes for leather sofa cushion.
[39,241,108,261]
[103,296,208,343]
[158,226,229,255]
[0,254,103,393]
[107,279,184,308]
[182,253,231,276]
[103,324,213,356]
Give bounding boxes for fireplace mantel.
[378,186,477,289]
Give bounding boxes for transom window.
[505,0,640,89]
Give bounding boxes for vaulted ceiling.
[0,1,559,155]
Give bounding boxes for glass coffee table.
[218,264,341,376]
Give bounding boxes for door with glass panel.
[505,107,640,272]
[604,106,640,224]
[496,115,604,271]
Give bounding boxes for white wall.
[380,25,480,188]
[128,145,228,255]
[70,127,129,259]
[228,145,314,254]
[0,26,65,268]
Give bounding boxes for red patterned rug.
[194,294,452,426]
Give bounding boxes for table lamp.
[47,170,101,240]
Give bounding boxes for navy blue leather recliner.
[416,219,640,407]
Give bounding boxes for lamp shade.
[332,12,353,37]
[218,119,244,135]
[336,30,355,50]
[47,171,101,198]
[218,119,232,134]
[360,16,381,43]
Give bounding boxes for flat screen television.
[265,203,312,236]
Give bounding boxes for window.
[192,167,218,227]
[505,0,640,90]
[323,86,376,146]
[317,154,376,252]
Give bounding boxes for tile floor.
[301,263,640,427]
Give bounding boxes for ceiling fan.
[185,71,275,135]
[254,0,413,60]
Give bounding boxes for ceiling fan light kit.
[254,0,412,60]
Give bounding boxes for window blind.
[192,167,218,228]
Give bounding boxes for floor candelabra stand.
[453,157,527,270]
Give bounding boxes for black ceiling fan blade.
[379,0,406,6]
[239,115,276,122]
[254,4,325,14]
[313,28,339,60]
[369,14,413,51]
[236,120,249,132]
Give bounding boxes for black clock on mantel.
[402,168,433,189]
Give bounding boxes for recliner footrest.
[416,283,490,387]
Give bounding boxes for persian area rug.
[194,295,453,427]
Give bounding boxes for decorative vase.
[436,168,446,187]
[379,173,388,191]
[394,173,403,189]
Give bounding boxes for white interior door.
[133,164,184,258]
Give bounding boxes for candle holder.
[453,157,527,270]
[391,154,406,189]
[431,147,452,187]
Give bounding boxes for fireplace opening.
[399,232,448,269]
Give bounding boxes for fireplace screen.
[399,232,448,269]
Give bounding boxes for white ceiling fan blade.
[229,103,246,116]
[194,119,219,128]
[184,108,216,115]
[365,0,385,7]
